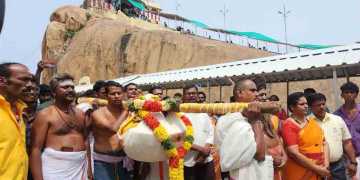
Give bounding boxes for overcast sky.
[0,0,359,72]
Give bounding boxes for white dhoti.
[41,148,88,180]
[215,112,264,180]
[258,155,274,180]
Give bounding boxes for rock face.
[41,6,272,83]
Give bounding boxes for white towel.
[41,148,88,180]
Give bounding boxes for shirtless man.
[30,74,89,180]
[91,81,132,180]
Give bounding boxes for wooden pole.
[219,85,223,101]
[207,80,211,103]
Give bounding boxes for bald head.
[233,79,258,103]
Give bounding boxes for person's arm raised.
[91,109,129,133]
[243,103,265,162]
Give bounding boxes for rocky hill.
[41,5,272,84]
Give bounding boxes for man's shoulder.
[92,106,106,114]
[217,112,250,129]
[327,113,344,121]
[35,106,55,123]
[325,113,347,127]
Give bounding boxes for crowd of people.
[1,61,360,180]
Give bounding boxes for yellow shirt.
[310,112,352,162]
[0,95,28,180]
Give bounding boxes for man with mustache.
[182,85,215,180]
[0,62,33,180]
[91,81,132,180]
[20,76,39,152]
[30,74,90,180]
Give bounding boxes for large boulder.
[41,6,272,83]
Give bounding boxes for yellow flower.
[153,126,169,141]
[183,142,192,150]
[138,110,149,118]
[166,148,178,157]
[185,126,193,136]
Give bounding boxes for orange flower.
[144,113,160,129]
[177,147,186,158]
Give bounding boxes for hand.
[199,146,211,156]
[347,163,357,177]
[314,165,331,177]
[37,61,45,71]
[242,102,261,123]
[273,155,283,167]
[38,59,56,70]
[195,154,206,164]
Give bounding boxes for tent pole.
[277,44,280,54]
[207,80,211,103]
[286,81,290,115]
[332,68,341,108]
[344,68,350,82]
[165,89,168,96]
[219,85,223,101]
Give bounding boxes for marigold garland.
[133,94,193,180]
[128,94,177,112]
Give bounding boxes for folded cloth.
[93,152,134,171]
[41,148,88,180]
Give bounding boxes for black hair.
[39,84,51,94]
[124,83,137,91]
[105,81,123,93]
[0,62,22,79]
[49,73,74,93]
[268,95,280,101]
[308,93,326,106]
[80,89,96,98]
[183,84,198,94]
[93,80,107,92]
[340,82,359,94]
[174,93,182,97]
[230,96,235,102]
[287,92,305,112]
[149,85,163,94]
[304,88,316,94]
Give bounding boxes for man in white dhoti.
[182,85,216,180]
[215,79,267,180]
[30,74,90,180]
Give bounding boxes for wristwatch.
[350,161,358,166]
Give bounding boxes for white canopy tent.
[75,74,141,92]
[76,43,360,105]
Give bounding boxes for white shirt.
[310,112,352,162]
[216,112,265,180]
[183,113,214,167]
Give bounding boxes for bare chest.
[49,113,85,135]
